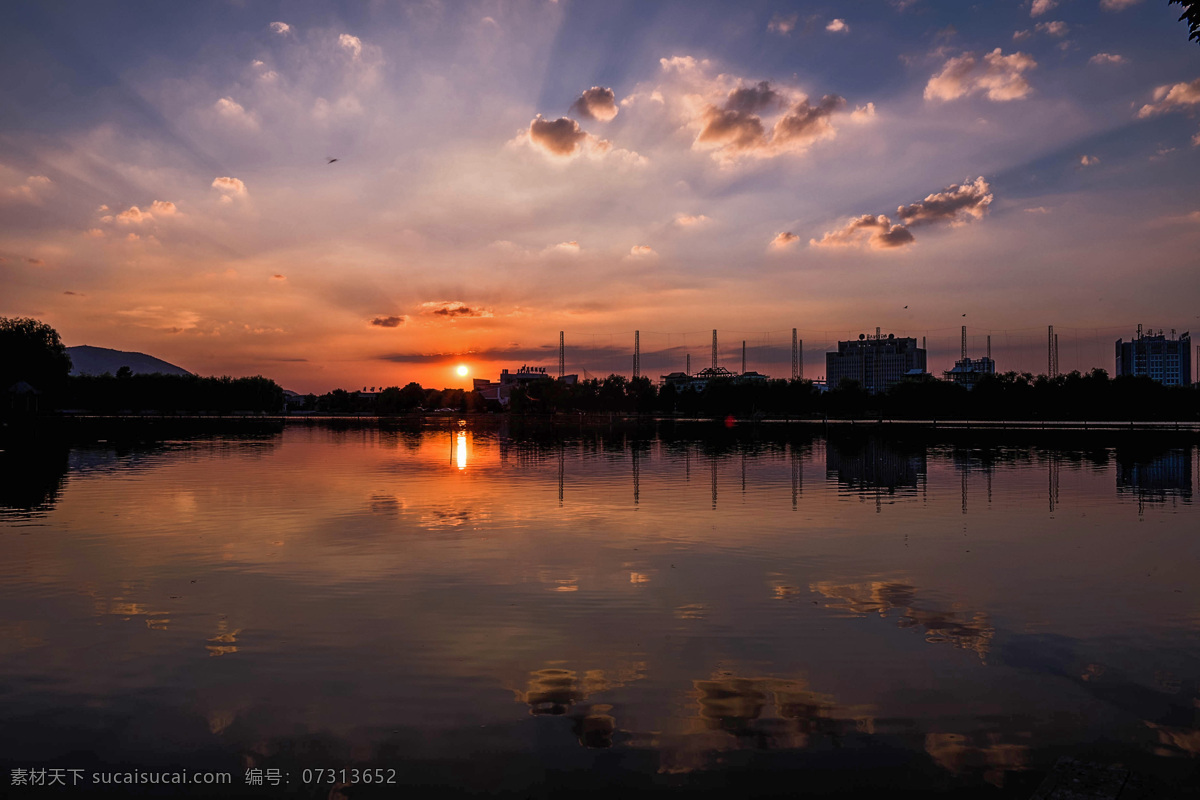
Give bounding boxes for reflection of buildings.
[826,331,927,393]
[1116,449,1193,503]
[825,438,925,496]
[1115,328,1191,386]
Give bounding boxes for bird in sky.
[962,313,967,317]
[903,305,908,309]
[327,157,339,164]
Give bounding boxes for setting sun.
[456,365,469,377]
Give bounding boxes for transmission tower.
[558,331,564,379]
[961,326,967,360]
[741,340,746,374]
[712,329,718,370]
[633,330,640,379]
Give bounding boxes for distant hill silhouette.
[67,345,193,377]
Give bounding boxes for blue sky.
[1,0,1197,391]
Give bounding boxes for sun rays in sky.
[1,1,1198,391]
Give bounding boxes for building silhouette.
[826,331,927,393]
[1115,328,1191,386]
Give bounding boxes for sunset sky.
[2,0,1198,392]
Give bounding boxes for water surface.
[2,423,1197,797]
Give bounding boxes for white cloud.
[338,33,363,58]
[1137,77,1200,118]
[770,231,800,250]
[3,174,52,203]
[768,13,798,35]
[1031,0,1057,17]
[1089,53,1127,65]
[1100,0,1142,10]
[1080,154,1099,165]
[925,49,1037,102]
[826,19,849,33]
[269,21,291,35]
[214,96,258,129]
[674,213,711,227]
[116,205,153,224]
[628,245,657,257]
[212,176,248,203]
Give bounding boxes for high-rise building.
[826,332,926,393]
[1115,328,1191,386]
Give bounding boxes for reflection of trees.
[0,444,68,513]
[811,580,994,662]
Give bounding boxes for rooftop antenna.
[741,340,746,374]
[792,328,798,380]
[986,335,991,360]
[633,330,640,379]
[712,329,718,370]
[558,331,564,379]
[876,326,881,340]
[1137,323,1142,340]
[961,325,967,361]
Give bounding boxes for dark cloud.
[569,87,619,122]
[725,81,782,114]
[529,115,589,156]
[370,315,406,328]
[895,177,992,226]
[696,82,845,157]
[417,301,492,319]
[26,258,44,265]
[697,107,766,149]
[772,95,846,146]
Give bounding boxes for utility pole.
[633,330,640,380]
[1048,325,1058,377]
[792,328,798,380]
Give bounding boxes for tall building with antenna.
[826,330,926,393]
[1116,327,1191,386]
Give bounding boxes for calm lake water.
[2,421,1198,797]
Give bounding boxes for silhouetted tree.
[1171,0,1200,45]
[0,317,72,394]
